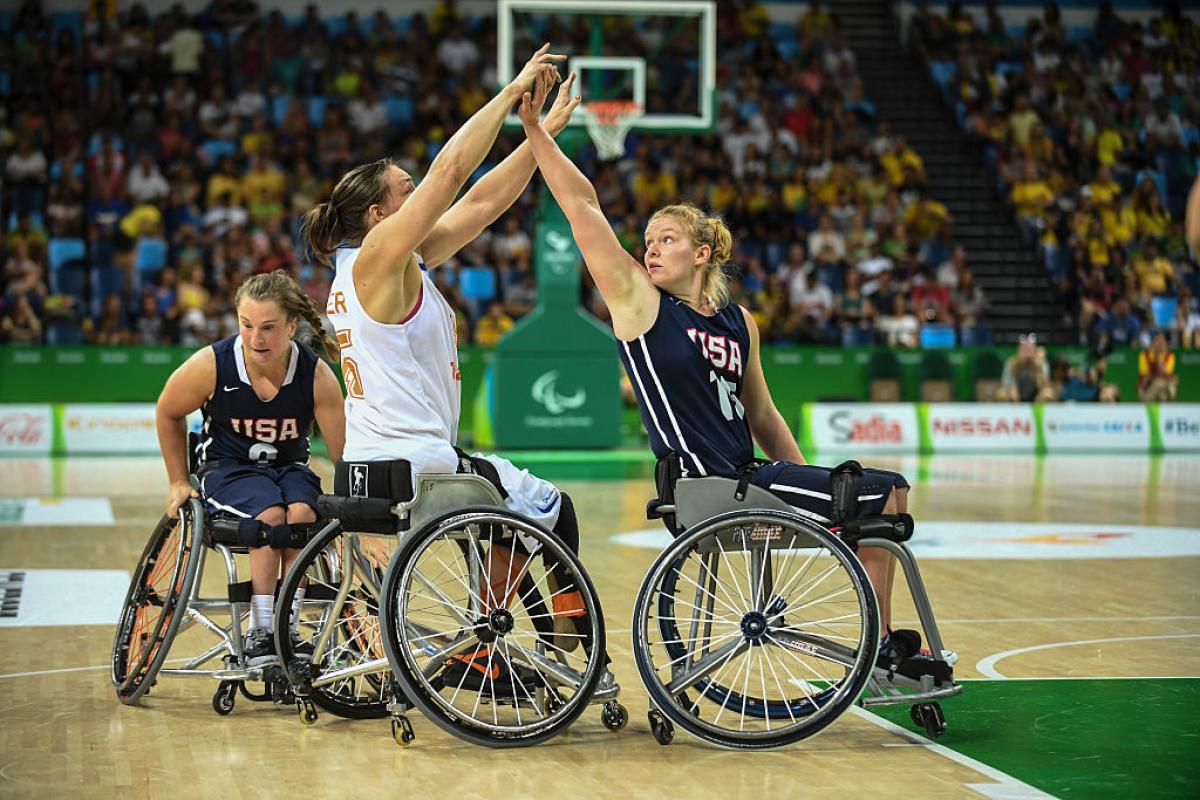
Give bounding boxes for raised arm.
[740,308,806,464]
[355,45,565,285]
[518,89,659,340]
[421,73,581,268]
[156,347,216,518]
[312,359,345,463]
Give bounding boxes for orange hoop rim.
[582,100,643,125]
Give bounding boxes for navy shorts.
[750,462,910,525]
[200,462,322,520]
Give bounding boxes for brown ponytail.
[649,203,735,309]
[300,157,400,266]
[235,270,340,362]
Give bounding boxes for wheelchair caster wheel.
[213,681,237,715]
[601,701,628,731]
[392,715,415,747]
[910,702,946,738]
[648,710,673,745]
[299,700,318,726]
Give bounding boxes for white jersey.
[326,246,461,474]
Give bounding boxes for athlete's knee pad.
[237,519,269,548]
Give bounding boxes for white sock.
[251,594,274,632]
[291,588,306,627]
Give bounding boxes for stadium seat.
[972,352,1004,402]
[92,267,125,315]
[459,267,497,302]
[50,265,87,305]
[48,238,86,271]
[1150,295,1177,330]
[841,327,875,347]
[384,95,414,126]
[959,326,994,347]
[202,139,237,162]
[866,350,902,402]
[919,324,957,349]
[308,96,327,127]
[918,351,954,402]
[46,322,85,345]
[135,238,169,273]
[272,94,293,126]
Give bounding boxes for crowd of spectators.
[1,0,981,352]
[910,0,1200,352]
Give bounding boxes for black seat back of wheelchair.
[315,457,508,537]
[646,453,913,549]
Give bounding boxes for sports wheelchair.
[634,459,961,749]
[111,436,328,715]
[278,457,626,747]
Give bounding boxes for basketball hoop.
[582,100,642,161]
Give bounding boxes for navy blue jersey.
[198,335,317,466]
[618,291,753,477]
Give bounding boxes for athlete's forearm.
[156,410,191,485]
[754,410,805,465]
[451,141,538,230]
[524,121,601,214]
[427,84,523,190]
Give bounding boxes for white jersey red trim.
[326,247,461,474]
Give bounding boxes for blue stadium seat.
[91,267,125,315]
[135,238,169,273]
[9,211,45,230]
[273,94,293,126]
[1150,295,1178,330]
[384,95,414,126]
[959,326,994,347]
[48,238,86,271]
[841,327,875,347]
[0,72,9,96]
[459,267,497,303]
[308,96,327,127]
[50,265,87,303]
[919,323,957,348]
[46,322,85,345]
[202,139,237,162]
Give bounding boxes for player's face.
[238,298,298,366]
[643,217,709,293]
[372,166,416,221]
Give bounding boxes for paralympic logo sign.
[531,370,587,415]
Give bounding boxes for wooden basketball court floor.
[1,453,1197,799]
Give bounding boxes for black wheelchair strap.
[454,447,510,500]
[830,460,864,524]
[734,459,770,502]
[839,513,914,549]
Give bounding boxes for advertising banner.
[806,403,919,452]
[926,404,1037,452]
[62,403,159,453]
[1042,405,1150,451]
[0,404,52,454]
[1157,403,1200,452]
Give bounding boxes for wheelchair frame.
[634,475,962,748]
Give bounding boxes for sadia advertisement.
[0,405,52,454]
[807,404,919,452]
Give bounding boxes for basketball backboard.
[497,0,716,134]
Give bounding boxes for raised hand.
[508,43,566,95]
[542,72,581,137]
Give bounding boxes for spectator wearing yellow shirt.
[799,0,833,38]
[781,166,808,211]
[474,301,514,347]
[205,155,242,208]
[1010,163,1055,242]
[1138,331,1177,402]
[1007,94,1039,148]
[1099,197,1137,247]
[240,113,275,156]
[1095,122,1123,167]
[630,160,678,214]
[709,174,739,212]
[903,192,952,243]
[1135,189,1171,240]
[1133,242,1175,296]
[1087,165,1121,208]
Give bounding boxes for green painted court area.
[869,678,1200,798]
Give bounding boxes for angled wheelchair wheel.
[380,508,606,747]
[275,524,395,719]
[111,498,204,704]
[632,510,879,750]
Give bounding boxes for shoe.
[875,628,921,671]
[894,652,953,685]
[441,646,535,697]
[290,625,314,658]
[243,627,278,665]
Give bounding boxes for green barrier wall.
[2,345,1196,436]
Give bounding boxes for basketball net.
[582,100,642,161]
